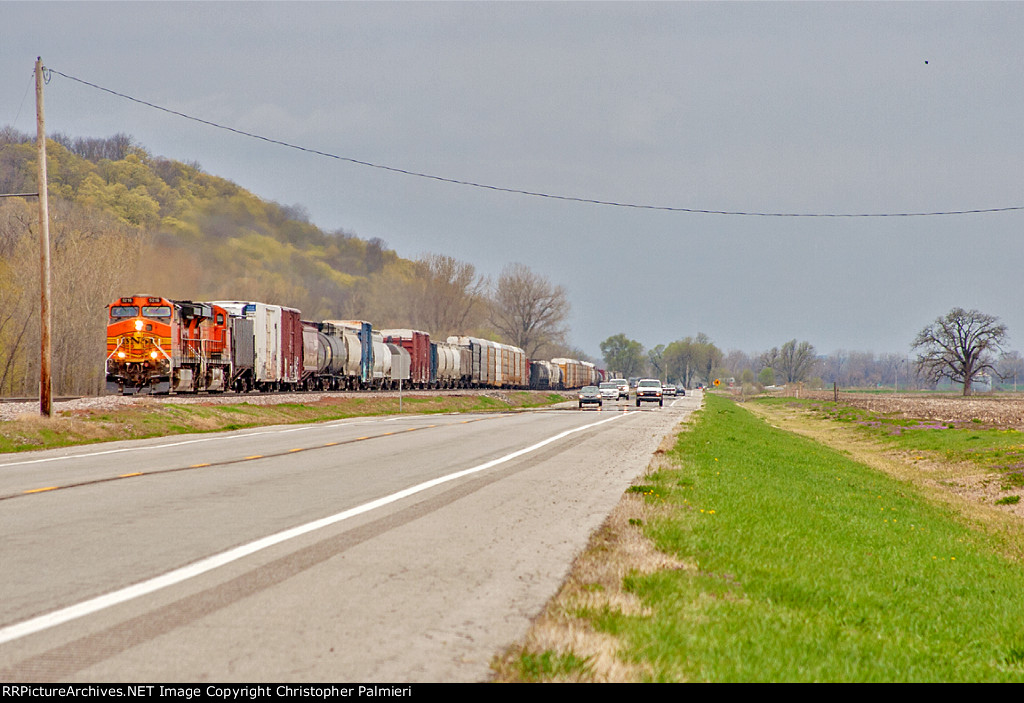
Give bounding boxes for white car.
[610,378,629,399]
[635,378,663,407]
[599,382,619,401]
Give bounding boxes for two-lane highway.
[0,392,700,681]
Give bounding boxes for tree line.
[601,307,1022,396]
[600,332,820,389]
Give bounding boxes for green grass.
[0,391,569,454]
[510,650,594,682]
[605,394,1024,681]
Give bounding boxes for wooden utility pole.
[36,57,52,417]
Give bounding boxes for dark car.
[578,385,602,409]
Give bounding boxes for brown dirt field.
[798,391,1024,429]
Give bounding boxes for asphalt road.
[0,391,700,682]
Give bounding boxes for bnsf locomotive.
[105,296,231,394]
[105,294,603,395]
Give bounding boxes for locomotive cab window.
[110,306,138,319]
[142,306,172,320]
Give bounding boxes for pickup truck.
[635,379,663,407]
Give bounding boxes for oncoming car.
[610,378,629,399]
[635,378,663,407]
[599,382,619,401]
[578,385,602,409]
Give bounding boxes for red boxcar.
[381,328,431,388]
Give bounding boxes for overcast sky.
[4,2,1023,360]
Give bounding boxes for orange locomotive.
[105,295,231,394]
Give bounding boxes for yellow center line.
[7,414,503,501]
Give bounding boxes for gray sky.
[4,2,1023,360]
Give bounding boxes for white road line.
[0,416,435,468]
[0,411,632,645]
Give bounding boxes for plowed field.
[800,392,1024,429]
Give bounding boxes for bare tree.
[912,307,1007,396]
[695,333,723,386]
[0,199,36,394]
[490,263,569,358]
[662,334,721,387]
[647,344,665,379]
[413,254,488,338]
[0,197,143,396]
[764,339,818,384]
[996,351,1024,391]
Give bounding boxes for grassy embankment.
[497,393,1024,682]
[0,392,567,454]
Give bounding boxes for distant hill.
[1,127,403,316]
[0,127,431,395]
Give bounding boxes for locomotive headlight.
[134,320,144,331]
[118,351,126,359]
[150,351,158,359]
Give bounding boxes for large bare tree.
[413,254,488,338]
[912,307,1007,396]
[762,339,818,384]
[490,263,569,358]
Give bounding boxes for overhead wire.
[45,67,1024,218]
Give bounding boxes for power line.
[47,67,1024,218]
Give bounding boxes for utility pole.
[36,58,52,417]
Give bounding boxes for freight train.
[104,295,603,395]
